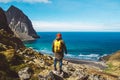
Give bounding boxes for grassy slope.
[104,51,120,76]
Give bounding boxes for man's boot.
[54,67,57,71]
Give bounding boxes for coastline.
[41,51,107,70]
[36,49,108,70]
[64,58,107,70]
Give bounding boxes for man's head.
[56,33,62,39]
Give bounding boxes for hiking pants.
[54,58,62,70]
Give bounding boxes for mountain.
[5,5,40,41]
[0,8,13,34]
[0,7,24,50]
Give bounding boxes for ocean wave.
[39,49,101,61]
[78,54,99,57]
[66,54,75,57]
[101,54,107,57]
[34,47,104,61]
[63,53,101,61]
[39,48,53,54]
[78,53,100,60]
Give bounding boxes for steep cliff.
[0,8,13,34]
[5,5,40,41]
[0,7,24,49]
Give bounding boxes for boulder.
[0,43,8,51]
[63,60,69,65]
[45,71,56,80]
[18,67,33,80]
[38,75,45,80]
[88,74,106,80]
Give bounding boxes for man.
[52,33,67,73]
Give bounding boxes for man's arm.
[62,41,67,54]
[52,41,54,53]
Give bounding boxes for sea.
[24,32,120,61]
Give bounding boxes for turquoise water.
[24,32,120,61]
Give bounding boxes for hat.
[56,33,62,38]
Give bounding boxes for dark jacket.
[52,38,67,59]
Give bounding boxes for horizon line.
[36,31,120,32]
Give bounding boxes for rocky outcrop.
[0,7,24,49]
[18,67,33,80]
[0,8,13,34]
[38,62,118,80]
[5,5,40,41]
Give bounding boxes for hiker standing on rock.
[52,33,67,74]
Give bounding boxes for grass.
[10,63,28,72]
[104,62,120,76]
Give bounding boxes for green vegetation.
[101,50,120,76]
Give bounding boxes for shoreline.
[39,51,108,70]
[43,53,107,70]
[64,58,107,70]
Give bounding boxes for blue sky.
[0,0,120,32]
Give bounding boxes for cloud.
[32,21,120,32]
[0,0,51,3]
[22,0,51,3]
[0,0,11,3]
[32,21,107,32]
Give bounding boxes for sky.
[0,0,120,32]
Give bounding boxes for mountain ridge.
[5,5,40,41]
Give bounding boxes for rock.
[2,49,15,62]
[5,5,40,41]
[0,71,7,80]
[63,66,72,77]
[118,76,120,80]
[60,71,69,78]
[0,54,9,71]
[0,7,24,49]
[64,64,76,72]
[38,75,45,80]
[63,60,69,65]
[45,71,64,80]
[45,71,56,80]
[18,67,33,80]
[0,43,8,51]
[93,74,100,80]
[76,75,88,80]
[10,54,24,65]
[0,8,13,34]
[88,74,106,80]
[33,59,45,68]
[47,56,53,60]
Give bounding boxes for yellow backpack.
[54,40,62,53]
